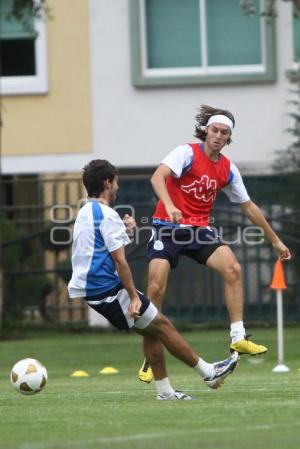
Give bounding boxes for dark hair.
[82,159,118,197]
[194,104,235,144]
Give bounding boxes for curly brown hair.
[194,104,235,144]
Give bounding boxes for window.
[0,0,48,95]
[129,0,275,86]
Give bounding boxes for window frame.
[129,0,276,87]
[1,18,48,96]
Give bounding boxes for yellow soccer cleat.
[138,359,153,383]
[230,335,268,356]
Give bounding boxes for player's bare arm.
[151,164,182,223]
[241,200,291,261]
[110,246,142,318]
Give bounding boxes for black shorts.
[147,225,225,269]
[85,285,157,330]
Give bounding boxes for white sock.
[193,358,215,379]
[230,321,246,344]
[155,377,175,397]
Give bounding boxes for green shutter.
[145,0,201,68]
[0,0,35,40]
[293,14,300,61]
[206,0,261,66]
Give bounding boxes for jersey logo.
[181,176,217,202]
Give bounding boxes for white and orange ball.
[10,358,48,395]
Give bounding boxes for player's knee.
[148,280,165,303]
[224,261,242,283]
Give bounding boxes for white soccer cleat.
[204,351,239,389]
[156,390,195,400]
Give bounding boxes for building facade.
[1,0,298,175]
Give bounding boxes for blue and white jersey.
[68,200,130,299]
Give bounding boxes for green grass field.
[0,327,299,449]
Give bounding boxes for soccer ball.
[10,358,48,395]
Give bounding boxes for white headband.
[206,114,234,131]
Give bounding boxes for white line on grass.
[21,421,300,449]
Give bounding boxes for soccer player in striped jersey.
[68,159,239,400]
[138,105,291,383]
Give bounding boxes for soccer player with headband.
[138,104,291,385]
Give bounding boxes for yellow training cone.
[99,366,119,374]
[70,370,89,377]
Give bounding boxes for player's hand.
[165,204,182,224]
[128,295,142,319]
[273,240,291,261]
[123,214,136,235]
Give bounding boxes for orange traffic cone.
[270,260,287,290]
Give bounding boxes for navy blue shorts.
[147,225,224,269]
[85,285,157,331]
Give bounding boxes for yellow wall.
[2,0,92,155]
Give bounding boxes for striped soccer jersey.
[68,200,130,299]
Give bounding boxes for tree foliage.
[1,218,53,329]
[5,0,48,20]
